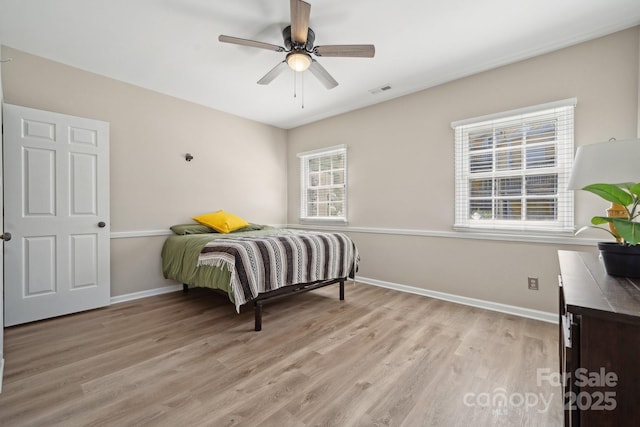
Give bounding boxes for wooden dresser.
[558,250,640,427]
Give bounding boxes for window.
[452,99,575,233]
[298,145,347,222]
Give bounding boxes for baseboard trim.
[357,276,558,324]
[110,284,182,305]
[109,278,557,324]
[0,357,4,394]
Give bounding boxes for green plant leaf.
[629,183,640,197]
[611,218,640,245]
[591,216,612,225]
[582,183,633,206]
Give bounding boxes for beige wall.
[1,46,288,296]
[2,27,639,313]
[287,27,640,313]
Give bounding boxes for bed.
[161,225,358,330]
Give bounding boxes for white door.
[3,104,110,326]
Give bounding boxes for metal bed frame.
[183,277,345,331]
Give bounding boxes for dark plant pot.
[598,242,640,278]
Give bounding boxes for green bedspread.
[161,226,298,306]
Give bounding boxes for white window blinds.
[298,145,347,222]
[452,99,576,233]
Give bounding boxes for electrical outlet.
[528,277,539,290]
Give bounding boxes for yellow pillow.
[192,210,250,234]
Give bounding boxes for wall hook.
[185,153,194,162]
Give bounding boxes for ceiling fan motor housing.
[283,25,315,52]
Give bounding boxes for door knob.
[98,222,106,228]
[1,232,12,241]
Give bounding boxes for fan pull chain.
[293,71,297,99]
[291,71,305,109]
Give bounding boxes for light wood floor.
[0,283,562,426]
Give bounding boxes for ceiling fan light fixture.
[286,51,311,72]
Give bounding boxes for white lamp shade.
[286,52,311,72]
[567,138,640,189]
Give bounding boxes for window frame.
[452,98,576,234]
[298,145,348,223]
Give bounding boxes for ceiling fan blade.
[309,59,338,90]
[314,44,376,58]
[219,35,285,52]
[257,61,288,85]
[290,0,311,45]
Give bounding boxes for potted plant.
[578,183,640,277]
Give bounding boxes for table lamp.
[568,138,640,241]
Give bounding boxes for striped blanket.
[197,231,358,311]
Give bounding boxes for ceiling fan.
[218,0,375,90]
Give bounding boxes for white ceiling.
[1,0,639,129]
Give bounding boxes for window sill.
[453,225,575,236]
[298,218,348,226]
